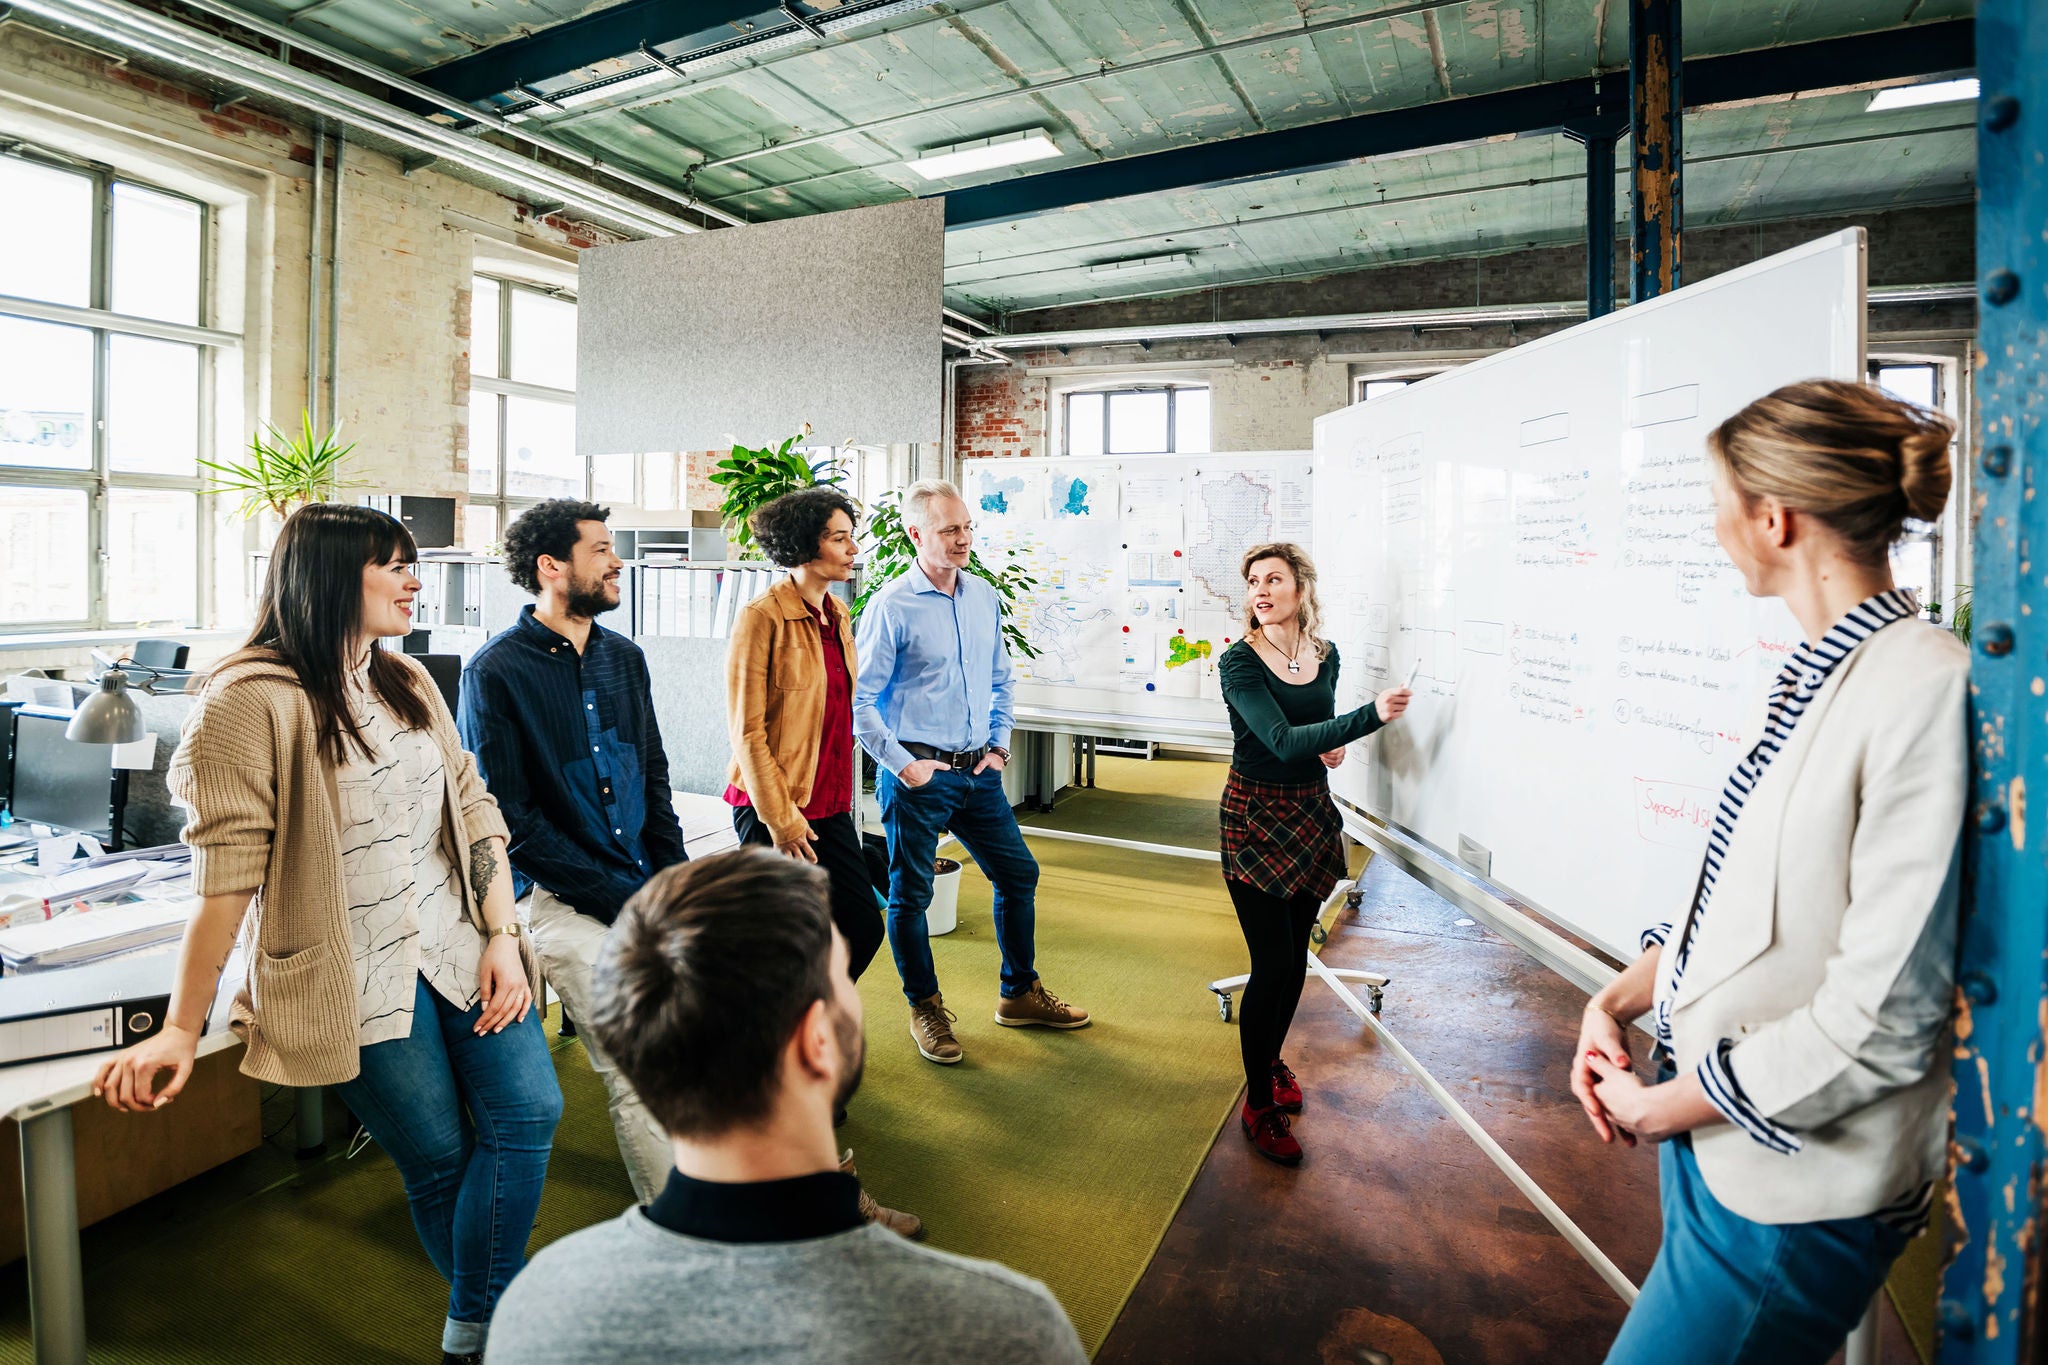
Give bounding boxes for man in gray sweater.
[484,847,1086,1365]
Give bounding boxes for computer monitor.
[9,712,113,835]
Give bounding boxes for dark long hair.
[218,503,436,765]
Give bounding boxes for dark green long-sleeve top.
[1217,639,1384,783]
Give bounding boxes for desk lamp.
[65,670,146,745]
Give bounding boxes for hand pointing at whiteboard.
[1376,686,1413,723]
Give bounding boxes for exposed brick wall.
[955,363,1048,459]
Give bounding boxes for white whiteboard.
[963,451,1312,728]
[1313,229,1866,961]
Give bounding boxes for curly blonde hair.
[1240,542,1329,661]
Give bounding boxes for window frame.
[1868,355,1962,624]
[1060,384,1211,457]
[469,274,588,540]
[0,147,221,634]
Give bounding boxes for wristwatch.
[485,922,524,941]
[988,745,1011,762]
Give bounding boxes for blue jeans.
[1605,1134,1910,1365]
[334,974,563,1355]
[876,763,1039,1003]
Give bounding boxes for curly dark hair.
[502,498,612,594]
[751,487,861,569]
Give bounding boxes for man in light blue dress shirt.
[855,479,1093,1065]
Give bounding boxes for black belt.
[903,741,989,771]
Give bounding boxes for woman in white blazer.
[1571,379,1968,1364]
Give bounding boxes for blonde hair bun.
[1707,379,1956,562]
[1898,423,1952,524]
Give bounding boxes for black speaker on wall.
[365,495,457,550]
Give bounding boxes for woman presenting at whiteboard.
[1218,543,1410,1166]
[1571,381,1967,1364]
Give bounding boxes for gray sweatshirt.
[483,1209,1089,1365]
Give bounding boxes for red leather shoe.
[1241,1100,1303,1166]
[1270,1059,1303,1114]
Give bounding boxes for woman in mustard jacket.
[723,487,885,980]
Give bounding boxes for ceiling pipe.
[12,0,708,238]
[978,283,1976,350]
[155,0,746,228]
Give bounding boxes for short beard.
[831,1007,865,1113]
[564,575,619,619]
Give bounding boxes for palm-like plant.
[200,411,364,519]
[853,491,1042,660]
[707,426,844,558]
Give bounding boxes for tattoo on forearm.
[469,839,499,905]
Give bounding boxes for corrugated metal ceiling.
[212,0,1977,310]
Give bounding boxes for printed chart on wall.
[965,452,1313,726]
[1312,229,1866,960]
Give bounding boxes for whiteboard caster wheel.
[1367,987,1384,1016]
[1345,890,1363,911]
[1215,991,1234,1022]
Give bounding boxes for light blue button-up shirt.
[854,562,1015,775]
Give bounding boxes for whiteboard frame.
[1311,227,1868,964]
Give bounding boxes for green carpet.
[1019,754,1228,850]
[0,759,1252,1362]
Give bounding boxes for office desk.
[0,932,241,1365]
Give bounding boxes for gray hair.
[902,478,964,531]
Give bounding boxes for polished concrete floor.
[1097,856,1924,1365]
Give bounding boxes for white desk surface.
[0,902,243,1125]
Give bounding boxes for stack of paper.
[0,901,193,972]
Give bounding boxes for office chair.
[131,639,190,671]
[417,655,461,713]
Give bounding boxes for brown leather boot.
[840,1149,923,1240]
[909,993,964,1064]
[993,980,1091,1029]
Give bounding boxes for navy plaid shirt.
[459,605,687,925]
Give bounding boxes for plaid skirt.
[1218,769,1348,903]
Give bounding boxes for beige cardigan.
[170,655,527,1087]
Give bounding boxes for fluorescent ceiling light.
[1867,77,1978,112]
[906,130,1059,181]
[1087,252,1194,279]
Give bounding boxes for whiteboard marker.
[1404,659,1421,689]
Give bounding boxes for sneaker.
[993,980,1092,1030]
[840,1149,924,1240]
[1241,1099,1303,1167]
[1271,1058,1303,1114]
[909,994,963,1064]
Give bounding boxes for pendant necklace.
[1280,632,1303,674]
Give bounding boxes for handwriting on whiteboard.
[1635,778,1717,847]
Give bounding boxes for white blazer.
[1669,616,1969,1225]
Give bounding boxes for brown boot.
[840,1149,923,1240]
[994,980,1091,1029]
[909,993,963,1064]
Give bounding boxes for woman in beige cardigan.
[93,504,562,1365]
[1574,381,1967,1364]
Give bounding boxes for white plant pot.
[927,858,962,936]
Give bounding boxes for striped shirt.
[1643,590,1921,1204]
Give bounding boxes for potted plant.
[200,411,364,519]
[852,489,1042,661]
[707,425,846,558]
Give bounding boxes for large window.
[1871,359,1959,622]
[1062,385,1210,456]
[469,275,583,546]
[1,152,218,632]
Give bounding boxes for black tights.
[732,807,887,981]
[1226,878,1321,1107]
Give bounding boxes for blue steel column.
[1945,0,2045,1357]
[1564,99,1626,319]
[1628,0,1681,302]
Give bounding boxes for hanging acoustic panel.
[576,198,944,455]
